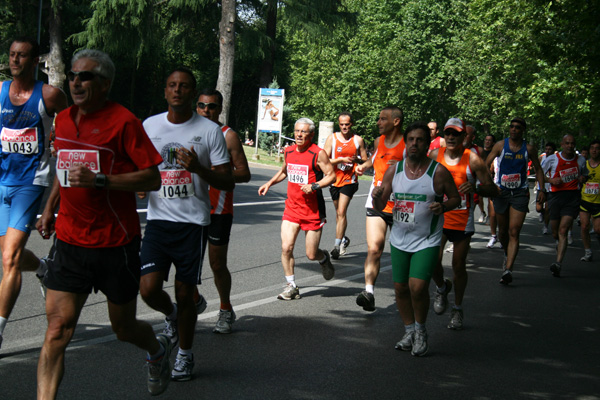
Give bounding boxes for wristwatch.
[94,173,107,189]
[311,182,320,191]
[441,203,447,213]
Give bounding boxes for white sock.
[167,303,178,321]
[0,316,7,335]
[585,248,592,254]
[285,275,296,287]
[415,321,426,332]
[178,348,192,358]
[365,284,374,294]
[404,323,415,333]
[334,238,342,246]
[436,282,446,293]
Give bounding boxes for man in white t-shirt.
[138,68,233,381]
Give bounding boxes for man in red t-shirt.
[258,118,336,301]
[35,50,172,397]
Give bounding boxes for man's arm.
[485,141,503,170]
[35,176,61,239]
[225,128,251,183]
[68,165,161,192]
[356,137,379,175]
[258,162,288,196]
[431,165,461,215]
[372,164,394,212]
[177,146,234,191]
[465,151,499,198]
[357,136,368,162]
[527,143,546,200]
[42,84,68,116]
[301,149,336,194]
[428,148,439,161]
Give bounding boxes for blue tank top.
[0,80,53,186]
[497,139,529,191]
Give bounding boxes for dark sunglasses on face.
[444,130,463,137]
[67,70,100,82]
[197,102,220,110]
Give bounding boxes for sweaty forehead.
[198,94,219,104]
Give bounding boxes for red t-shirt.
[284,143,326,221]
[54,102,163,248]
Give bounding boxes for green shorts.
[391,245,439,283]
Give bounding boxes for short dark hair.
[403,121,431,147]
[382,106,404,125]
[545,142,557,153]
[166,67,197,90]
[510,117,527,130]
[338,111,354,123]
[12,36,40,58]
[590,139,600,147]
[485,134,496,142]
[198,88,223,105]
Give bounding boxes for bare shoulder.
[43,83,68,115]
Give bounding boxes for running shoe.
[213,309,236,334]
[195,293,207,315]
[448,308,463,330]
[433,278,452,315]
[171,353,194,382]
[36,258,49,299]
[147,334,172,396]
[340,236,351,256]
[356,290,375,312]
[486,236,497,249]
[395,330,414,351]
[320,250,335,280]
[330,246,340,260]
[500,269,512,285]
[550,263,561,277]
[538,213,544,223]
[568,232,573,245]
[542,226,548,235]
[163,315,178,349]
[411,330,428,357]
[444,243,454,253]
[580,252,593,262]
[478,212,486,223]
[277,283,300,300]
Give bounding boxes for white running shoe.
[542,226,548,235]
[487,236,497,248]
[444,243,454,253]
[568,232,573,245]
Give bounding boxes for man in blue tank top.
[485,118,545,285]
[0,37,67,349]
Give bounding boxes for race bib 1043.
[159,169,194,199]
[56,150,100,187]
[1,127,39,155]
[501,173,521,189]
[287,163,309,185]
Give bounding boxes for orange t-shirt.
[368,135,405,213]
[436,148,475,232]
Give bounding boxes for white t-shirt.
[143,112,230,226]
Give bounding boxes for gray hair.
[295,118,315,134]
[71,49,115,92]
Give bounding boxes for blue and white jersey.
[497,139,529,191]
[0,80,53,186]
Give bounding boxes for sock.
[585,248,592,255]
[285,275,296,287]
[318,252,327,264]
[167,303,178,321]
[436,282,446,293]
[147,341,166,361]
[178,348,192,358]
[365,284,374,294]
[334,238,342,247]
[415,322,426,332]
[491,235,497,238]
[404,323,415,333]
[0,316,7,335]
[453,305,463,310]
[220,303,233,311]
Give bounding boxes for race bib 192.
[1,127,39,155]
[159,169,194,199]
[287,163,309,185]
[56,150,100,187]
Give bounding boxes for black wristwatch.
[311,182,320,191]
[441,203,447,213]
[94,173,107,189]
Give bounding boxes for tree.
[216,0,236,125]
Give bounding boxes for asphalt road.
[0,164,599,399]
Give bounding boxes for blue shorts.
[140,220,208,285]
[0,185,45,235]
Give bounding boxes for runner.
[355,106,406,311]
[323,112,367,259]
[258,118,336,300]
[139,69,233,382]
[197,88,251,334]
[35,49,171,397]
[484,117,546,285]
[538,142,557,234]
[427,121,445,154]
[542,134,586,277]
[0,37,67,349]
[372,121,460,356]
[429,119,498,330]
[579,140,600,262]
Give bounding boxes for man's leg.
[140,270,174,318]
[107,297,161,354]
[37,290,88,400]
[173,281,197,352]
[431,235,448,288]
[450,237,471,307]
[363,216,388,287]
[580,211,592,260]
[394,282,414,325]
[505,207,527,271]
[208,243,232,306]
[335,194,352,242]
[555,215,574,264]
[281,220,301,277]
[304,228,324,261]
[409,278,430,325]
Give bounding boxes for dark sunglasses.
[444,130,463,137]
[197,102,220,110]
[67,70,101,82]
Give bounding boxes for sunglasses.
[67,70,101,82]
[444,130,463,137]
[197,102,220,110]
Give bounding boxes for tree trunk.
[216,0,236,126]
[47,0,65,90]
[259,0,277,88]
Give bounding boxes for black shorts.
[208,213,233,246]
[140,220,208,285]
[329,183,359,201]
[366,207,393,227]
[493,188,530,214]
[580,200,600,218]
[45,237,142,305]
[548,190,580,220]
[443,228,474,243]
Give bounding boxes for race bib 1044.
[584,182,599,195]
[159,169,194,199]
[559,167,578,183]
[1,127,39,155]
[287,163,309,185]
[501,173,521,189]
[56,150,100,187]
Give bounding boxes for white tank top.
[389,159,444,252]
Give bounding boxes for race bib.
[443,193,467,210]
[338,162,353,171]
[584,182,599,195]
[159,170,194,199]
[287,163,309,185]
[1,127,39,155]
[393,200,415,224]
[56,150,100,187]
[559,167,578,183]
[501,173,521,189]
